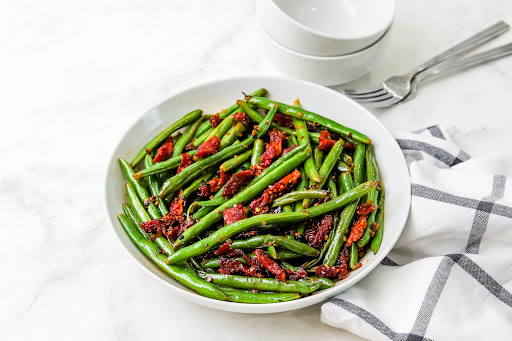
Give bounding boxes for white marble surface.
[2,0,512,340]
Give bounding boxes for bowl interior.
[105,76,411,314]
[273,0,394,39]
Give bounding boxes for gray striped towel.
[321,126,512,341]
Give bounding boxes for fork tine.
[350,92,394,103]
[347,88,389,99]
[361,96,402,108]
[342,84,385,96]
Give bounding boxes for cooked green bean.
[202,250,302,269]
[294,165,308,234]
[230,235,319,257]
[173,117,205,157]
[220,149,252,173]
[353,143,366,186]
[182,171,215,198]
[220,121,248,149]
[294,118,321,183]
[358,144,380,247]
[133,150,197,178]
[349,243,359,270]
[144,155,168,215]
[267,245,279,259]
[248,96,371,144]
[217,287,300,303]
[194,116,235,148]
[198,273,322,294]
[251,139,264,166]
[272,190,329,207]
[371,186,385,254]
[131,109,202,167]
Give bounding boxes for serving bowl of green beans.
[105,76,411,313]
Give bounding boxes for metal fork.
[342,21,510,107]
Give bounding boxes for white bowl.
[105,76,411,314]
[258,0,395,57]
[258,19,391,86]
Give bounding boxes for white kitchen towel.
[321,126,512,341]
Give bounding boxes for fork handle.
[415,42,512,82]
[411,21,509,76]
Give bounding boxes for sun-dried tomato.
[222,170,255,197]
[177,153,193,173]
[305,214,334,248]
[218,257,251,275]
[223,204,247,226]
[315,265,342,279]
[195,136,220,159]
[254,249,286,281]
[198,171,230,197]
[169,192,184,217]
[318,130,336,152]
[153,136,174,162]
[214,240,233,256]
[273,113,294,129]
[141,219,164,233]
[165,218,194,240]
[232,111,249,126]
[250,169,301,215]
[357,201,376,216]
[210,113,221,127]
[337,244,350,280]
[344,141,356,151]
[259,130,287,168]
[346,215,367,246]
[286,268,308,281]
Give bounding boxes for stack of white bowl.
[257,0,396,86]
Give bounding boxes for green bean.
[353,143,366,186]
[217,287,300,303]
[349,243,359,270]
[371,185,385,254]
[119,158,161,220]
[125,183,175,255]
[194,116,235,148]
[173,117,205,157]
[220,121,248,149]
[358,144,380,247]
[327,178,338,197]
[194,88,268,138]
[167,181,377,263]
[230,235,319,257]
[144,155,168,215]
[337,160,352,173]
[173,148,310,248]
[289,134,299,146]
[133,150,197,179]
[267,245,279,259]
[251,139,264,166]
[159,105,278,197]
[220,149,252,172]
[341,153,353,167]
[314,147,324,169]
[323,165,359,266]
[198,273,322,294]
[294,118,321,183]
[122,203,147,237]
[272,190,329,207]
[195,198,226,207]
[248,96,371,144]
[294,165,308,234]
[131,109,203,167]
[181,171,215,198]
[117,214,228,301]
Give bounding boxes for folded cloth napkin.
[321,126,512,341]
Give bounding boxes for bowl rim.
[265,0,396,41]
[258,17,391,60]
[104,75,411,313]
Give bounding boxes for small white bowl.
[258,19,391,86]
[258,0,395,57]
[104,76,411,314]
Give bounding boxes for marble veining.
[1,0,511,340]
